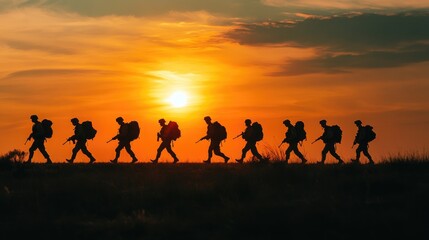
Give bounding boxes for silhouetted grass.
[0,149,26,169]
[0,151,428,240]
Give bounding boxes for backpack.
[82,121,97,140]
[165,121,181,141]
[364,125,376,142]
[41,119,53,138]
[251,122,263,141]
[295,121,307,142]
[330,125,342,143]
[127,121,140,141]
[212,121,227,141]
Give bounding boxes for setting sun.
[167,91,188,108]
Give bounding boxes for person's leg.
[328,144,343,163]
[250,143,264,161]
[152,142,166,163]
[125,142,138,163]
[37,140,51,163]
[293,144,307,163]
[285,144,293,163]
[165,143,179,163]
[111,142,125,163]
[236,142,251,163]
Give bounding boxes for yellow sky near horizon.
[1,7,429,163]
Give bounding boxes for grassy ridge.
[1,162,429,239]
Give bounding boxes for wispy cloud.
[226,13,429,74]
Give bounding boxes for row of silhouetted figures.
[24,115,376,165]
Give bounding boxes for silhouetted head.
[116,117,124,125]
[71,118,79,125]
[354,120,362,127]
[319,119,327,127]
[245,119,252,126]
[158,118,166,126]
[283,119,291,126]
[204,116,211,124]
[30,115,38,122]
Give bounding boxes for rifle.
[107,138,114,143]
[278,142,285,148]
[63,137,74,145]
[195,137,205,144]
[233,133,243,140]
[312,137,322,144]
[24,139,29,145]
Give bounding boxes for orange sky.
[1,3,429,163]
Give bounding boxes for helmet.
[354,120,362,125]
[30,115,38,120]
[283,119,291,125]
[245,119,251,124]
[116,117,124,123]
[159,118,166,124]
[204,116,211,121]
[71,118,79,124]
[319,119,327,125]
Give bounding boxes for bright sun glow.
[167,91,188,108]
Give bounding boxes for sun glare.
[167,91,188,108]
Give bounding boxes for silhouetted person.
[25,115,52,164]
[282,120,307,164]
[151,118,179,164]
[236,119,265,163]
[315,120,343,164]
[351,120,374,164]
[110,117,138,163]
[199,116,230,164]
[66,118,96,164]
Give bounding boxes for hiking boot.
[316,161,324,164]
[89,158,96,164]
[338,159,344,165]
[150,159,158,164]
[224,157,230,163]
[131,158,138,163]
[110,159,118,164]
[173,158,179,164]
[350,159,360,164]
[66,159,74,164]
[46,159,52,164]
[368,160,375,165]
[236,159,243,164]
[301,159,307,164]
[24,160,31,164]
[203,159,211,164]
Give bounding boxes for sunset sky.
[1,1,429,163]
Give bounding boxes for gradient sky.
[1,0,429,163]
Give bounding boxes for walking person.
[109,117,138,163]
[151,118,180,164]
[25,115,52,164]
[281,120,307,164]
[313,120,344,164]
[197,116,229,164]
[65,118,96,164]
[351,120,375,164]
[235,119,265,163]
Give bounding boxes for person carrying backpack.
[281,120,307,164]
[109,117,138,163]
[198,116,230,164]
[65,118,96,164]
[313,120,344,164]
[151,118,180,164]
[25,115,52,164]
[351,120,375,164]
[236,119,266,163]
